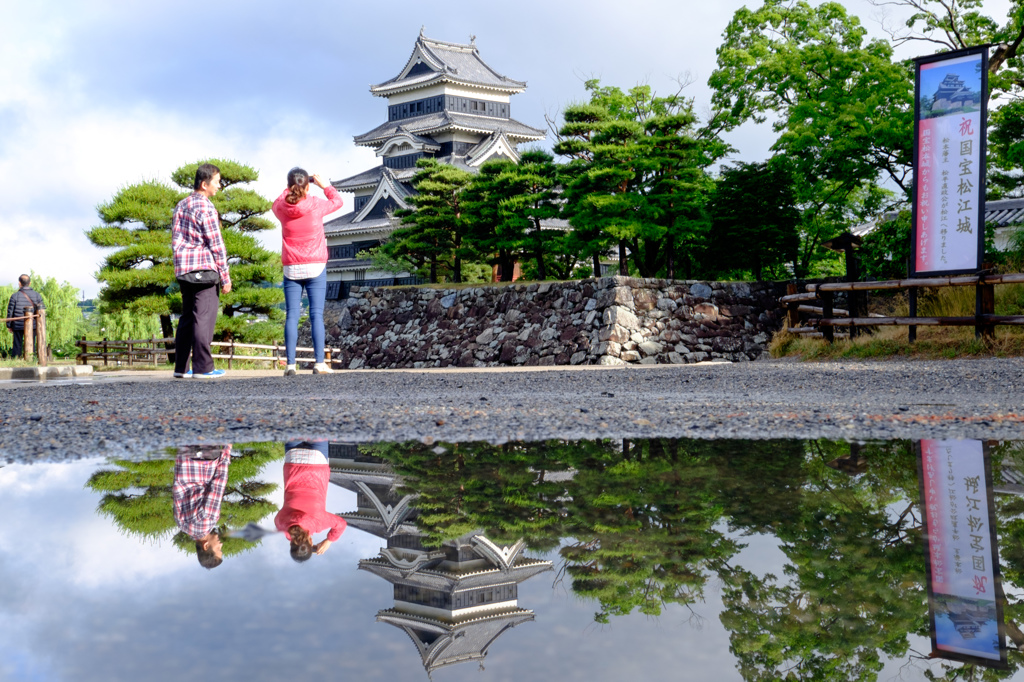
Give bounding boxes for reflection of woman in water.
[275,441,347,562]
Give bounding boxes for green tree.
[462,159,530,282]
[0,273,85,357]
[707,160,800,280]
[709,0,914,276]
[87,159,283,343]
[86,442,284,559]
[506,150,566,280]
[555,81,716,279]
[383,158,474,283]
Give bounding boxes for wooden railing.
[782,272,1024,342]
[2,310,47,365]
[77,337,338,368]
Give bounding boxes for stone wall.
[299,277,787,369]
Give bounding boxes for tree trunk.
[593,253,602,279]
[666,235,675,280]
[159,313,175,365]
[618,240,628,276]
[500,251,514,282]
[536,250,546,280]
[454,255,462,284]
[430,259,437,284]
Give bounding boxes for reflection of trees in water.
[368,438,1024,681]
[85,442,283,557]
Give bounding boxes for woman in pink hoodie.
[272,167,344,376]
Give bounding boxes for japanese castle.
[324,31,546,300]
[328,443,553,674]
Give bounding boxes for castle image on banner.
[323,31,546,300]
[929,73,981,115]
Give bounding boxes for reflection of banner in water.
[911,47,987,276]
[918,439,1007,668]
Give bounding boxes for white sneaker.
[313,363,333,374]
[284,365,297,376]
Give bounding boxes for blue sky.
[0,0,1011,298]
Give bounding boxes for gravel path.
[2,358,1024,462]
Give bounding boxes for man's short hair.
[193,163,221,191]
[195,539,224,570]
[18,274,29,287]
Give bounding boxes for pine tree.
[383,158,473,283]
[462,159,527,282]
[88,159,283,343]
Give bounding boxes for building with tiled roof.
[324,31,546,299]
[328,443,553,675]
[852,198,1024,252]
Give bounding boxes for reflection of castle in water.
[932,73,981,112]
[328,443,553,673]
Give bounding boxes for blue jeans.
[283,270,327,364]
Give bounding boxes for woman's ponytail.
[285,167,310,205]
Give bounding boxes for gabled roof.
[466,131,520,166]
[354,111,545,147]
[852,198,1024,239]
[371,33,527,97]
[352,167,413,223]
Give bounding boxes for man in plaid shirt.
[171,162,232,378]
[173,444,232,569]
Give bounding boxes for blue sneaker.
[173,370,193,378]
[194,369,226,379]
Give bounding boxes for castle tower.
[328,443,553,674]
[323,32,546,300]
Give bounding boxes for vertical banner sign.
[918,439,1006,668]
[912,47,988,276]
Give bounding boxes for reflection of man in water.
[172,445,232,569]
[275,440,346,562]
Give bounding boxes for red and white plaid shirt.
[172,446,232,540]
[172,193,232,287]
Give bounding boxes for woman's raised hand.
[309,174,327,189]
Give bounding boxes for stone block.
[690,283,713,299]
[657,297,678,312]
[440,293,457,308]
[674,344,691,354]
[667,352,686,364]
[476,328,495,344]
[712,336,744,352]
[638,341,664,356]
[595,341,621,357]
[638,357,658,365]
[603,305,639,330]
[630,332,645,345]
[538,355,556,366]
[570,351,587,365]
[620,350,641,362]
[348,358,365,370]
[584,298,598,311]
[598,355,626,366]
[633,288,657,311]
[598,324,631,343]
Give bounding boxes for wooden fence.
[77,337,337,368]
[1,310,47,365]
[782,272,1024,342]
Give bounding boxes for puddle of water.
[2,438,1022,681]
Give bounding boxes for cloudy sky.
[0,0,1012,298]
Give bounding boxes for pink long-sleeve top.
[272,185,344,266]
[274,462,347,540]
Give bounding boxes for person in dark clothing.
[6,275,45,358]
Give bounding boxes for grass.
[772,283,1024,361]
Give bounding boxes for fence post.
[127,338,133,367]
[786,283,800,331]
[976,283,995,341]
[908,288,917,343]
[820,291,835,344]
[326,348,332,368]
[78,336,87,365]
[103,337,109,367]
[37,310,47,367]
[229,339,234,370]
[24,315,34,362]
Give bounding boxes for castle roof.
[377,609,535,673]
[354,111,545,148]
[371,33,527,97]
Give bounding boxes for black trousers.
[175,280,220,375]
[11,329,23,358]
